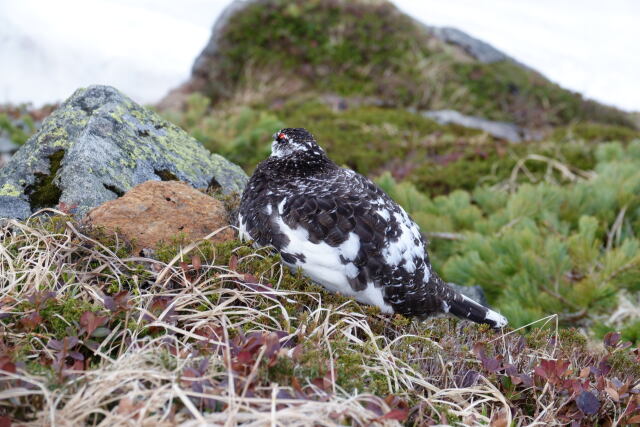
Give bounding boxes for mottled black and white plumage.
[238,128,507,328]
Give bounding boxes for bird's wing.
[277,170,428,293]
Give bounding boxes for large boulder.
[0,85,248,219]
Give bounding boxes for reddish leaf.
[68,351,84,361]
[540,359,555,376]
[595,375,606,391]
[80,311,108,338]
[555,359,570,377]
[365,400,384,417]
[236,350,253,365]
[264,332,281,360]
[534,365,548,379]
[291,376,303,393]
[380,409,408,421]
[605,386,619,402]
[243,273,260,284]
[27,291,56,309]
[519,374,533,388]
[482,357,501,373]
[291,344,304,361]
[579,367,590,378]
[0,416,11,427]
[311,376,332,392]
[503,363,518,377]
[117,397,143,417]
[70,359,85,371]
[0,357,16,375]
[384,394,408,409]
[47,339,64,351]
[627,415,640,424]
[229,255,238,271]
[489,408,509,427]
[472,342,486,358]
[243,333,267,353]
[576,390,600,415]
[104,290,130,313]
[603,331,621,348]
[20,312,42,331]
[597,360,611,376]
[192,255,202,271]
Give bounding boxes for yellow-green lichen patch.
[0,182,21,197]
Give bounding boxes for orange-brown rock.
[85,180,235,252]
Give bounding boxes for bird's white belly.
[272,213,394,313]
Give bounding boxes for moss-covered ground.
[1,215,639,425]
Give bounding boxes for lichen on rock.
[0,85,248,219]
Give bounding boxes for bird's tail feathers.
[444,291,508,329]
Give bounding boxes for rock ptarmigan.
[238,128,507,328]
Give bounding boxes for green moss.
[556,327,588,353]
[445,61,635,128]
[608,348,640,378]
[26,150,65,209]
[276,100,484,176]
[551,123,640,143]
[213,0,431,105]
[39,298,97,338]
[409,139,597,197]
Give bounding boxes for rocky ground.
[1,0,640,425]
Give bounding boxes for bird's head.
[271,128,324,159]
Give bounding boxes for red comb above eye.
[278,133,285,139]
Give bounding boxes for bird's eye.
[278,133,286,141]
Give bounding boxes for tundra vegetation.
[2,0,640,424]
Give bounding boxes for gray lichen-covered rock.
[423,109,523,143]
[429,26,512,64]
[0,85,248,219]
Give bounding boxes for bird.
[238,128,507,328]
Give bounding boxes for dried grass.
[0,213,638,426]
